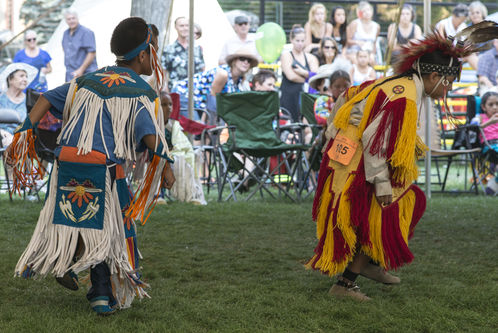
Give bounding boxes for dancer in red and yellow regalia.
[307,23,497,300]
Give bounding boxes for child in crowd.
[307,29,490,300]
[477,91,498,194]
[9,17,175,315]
[330,6,348,54]
[350,49,376,86]
[159,91,207,204]
[313,70,351,126]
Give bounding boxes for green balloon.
[255,22,286,63]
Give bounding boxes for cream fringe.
[15,164,147,308]
[59,80,169,161]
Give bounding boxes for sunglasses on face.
[26,38,36,42]
[236,22,248,26]
[323,46,336,50]
[238,57,251,63]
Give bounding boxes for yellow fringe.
[390,100,419,185]
[361,196,385,268]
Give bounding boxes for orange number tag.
[327,133,358,165]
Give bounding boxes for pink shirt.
[481,113,498,142]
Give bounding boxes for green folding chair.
[214,91,309,202]
[298,92,323,197]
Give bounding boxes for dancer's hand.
[161,163,175,189]
[376,194,392,207]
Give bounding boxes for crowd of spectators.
[1,2,497,182]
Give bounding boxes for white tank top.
[353,19,377,51]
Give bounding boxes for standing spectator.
[280,25,319,122]
[304,3,333,53]
[436,5,480,69]
[436,4,468,37]
[162,17,205,92]
[313,37,339,66]
[346,1,380,65]
[387,4,422,63]
[330,6,348,54]
[219,15,261,65]
[61,9,98,82]
[13,30,52,92]
[477,39,498,89]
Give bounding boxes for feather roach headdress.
[393,21,498,78]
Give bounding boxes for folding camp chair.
[426,94,481,194]
[0,108,22,201]
[298,92,323,197]
[213,91,309,202]
[26,89,61,200]
[464,95,498,195]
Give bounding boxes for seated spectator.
[173,47,258,120]
[469,1,488,25]
[477,39,498,90]
[162,17,205,93]
[0,63,37,138]
[251,69,277,91]
[350,49,376,86]
[219,15,261,65]
[313,37,339,66]
[313,70,351,126]
[387,4,422,63]
[346,1,380,65]
[330,6,348,55]
[280,25,319,122]
[13,30,52,92]
[477,91,498,194]
[436,4,468,37]
[309,64,336,96]
[158,91,207,205]
[304,3,333,53]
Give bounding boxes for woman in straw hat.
[0,63,37,135]
[172,47,258,119]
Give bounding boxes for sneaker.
[55,270,79,291]
[329,281,371,301]
[360,263,400,284]
[89,296,117,316]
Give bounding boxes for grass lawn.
[0,194,496,332]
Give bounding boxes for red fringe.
[347,158,373,246]
[381,202,414,270]
[408,184,426,239]
[312,138,334,221]
[332,193,350,261]
[368,97,406,160]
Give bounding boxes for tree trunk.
[131,0,173,51]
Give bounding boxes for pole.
[188,0,195,137]
[423,0,431,198]
[259,0,265,25]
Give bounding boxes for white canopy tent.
[44,0,132,89]
[44,0,234,89]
